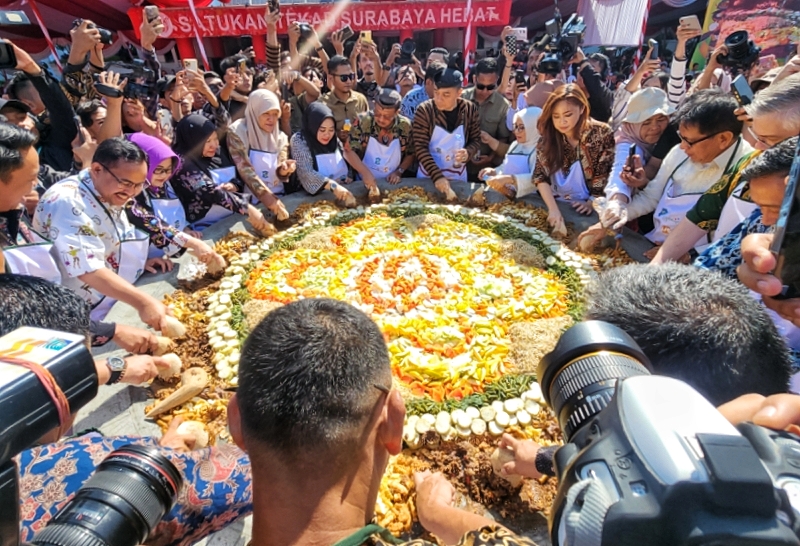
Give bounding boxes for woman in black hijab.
[171,114,274,233]
[289,102,355,205]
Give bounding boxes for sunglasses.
[677,131,720,147]
[337,73,356,82]
[476,83,497,91]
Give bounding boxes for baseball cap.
[0,99,31,114]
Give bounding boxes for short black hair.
[238,298,391,460]
[643,71,669,90]
[302,66,322,81]
[0,274,90,341]
[6,72,33,101]
[674,88,743,138]
[585,263,791,406]
[327,55,350,74]
[0,122,37,183]
[473,57,498,77]
[220,54,246,75]
[204,71,220,80]
[76,100,105,129]
[741,137,797,182]
[429,47,450,66]
[92,137,148,170]
[252,69,273,90]
[425,61,447,83]
[588,52,610,79]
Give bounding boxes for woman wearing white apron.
[532,85,616,234]
[170,114,275,234]
[228,90,293,217]
[290,102,357,205]
[479,107,542,199]
[127,133,226,266]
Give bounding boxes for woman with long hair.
[532,84,615,234]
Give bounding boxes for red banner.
[128,0,512,40]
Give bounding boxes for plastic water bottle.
[453,133,464,169]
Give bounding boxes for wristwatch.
[106,356,127,385]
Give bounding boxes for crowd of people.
[4,2,800,544]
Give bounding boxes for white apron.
[317,149,349,183]
[362,136,402,180]
[417,125,467,182]
[5,239,62,285]
[647,158,705,246]
[195,167,238,230]
[248,149,283,199]
[551,160,590,202]
[713,180,759,242]
[501,150,535,197]
[148,191,189,260]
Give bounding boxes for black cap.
[376,88,402,108]
[0,99,31,114]
[157,75,176,98]
[434,68,463,89]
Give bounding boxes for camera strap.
[0,356,71,438]
[562,478,614,546]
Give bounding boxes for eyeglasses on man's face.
[99,164,146,192]
[677,131,720,147]
[476,83,497,91]
[336,73,356,82]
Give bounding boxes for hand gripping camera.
[716,30,761,72]
[538,321,800,546]
[536,12,586,76]
[0,327,182,546]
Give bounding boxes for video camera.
[537,321,800,546]
[103,60,157,102]
[716,30,761,72]
[536,11,586,75]
[0,327,182,546]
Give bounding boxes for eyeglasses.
[512,124,526,132]
[677,131,720,147]
[99,164,146,192]
[476,83,497,91]
[152,166,174,176]
[337,73,356,82]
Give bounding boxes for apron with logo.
[148,187,189,259]
[713,180,758,242]
[194,167,238,230]
[4,224,62,285]
[78,181,149,322]
[417,125,467,182]
[502,149,535,197]
[363,136,402,180]
[317,148,349,182]
[248,149,283,199]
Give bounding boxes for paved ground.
[76,178,653,546]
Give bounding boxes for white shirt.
[33,170,141,307]
[626,137,753,220]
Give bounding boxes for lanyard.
[667,137,742,190]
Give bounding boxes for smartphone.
[770,138,800,299]
[0,10,31,25]
[0,42,16,70]
[649,39,659,60]
[144,6,160,23]
[340,25,354,42]
[505,35,519,57]
[679,15,702,32]
[361,30,373,44]
[73,116,85,146]
[511,27,528,42]
[240,35,253,51]
[627,144,636,170]
[183,58,198,72]
[731,74,755,106]
[267,0,279,13]
[515,69,526,85]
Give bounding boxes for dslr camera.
[0,327,182,546]
[536,12,586,75]
[72,19,113,46]
[538,321,800,546]
[716,30,761,71]
[397,39,416,66]
[296,22,315,41]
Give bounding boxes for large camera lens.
[31,444,182,546]
[724,30,750,59]
[537,321,651,440]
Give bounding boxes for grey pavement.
[78,177,653,545]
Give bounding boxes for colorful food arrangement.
[146,190,634,537]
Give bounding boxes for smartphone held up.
[770,138,800,299]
